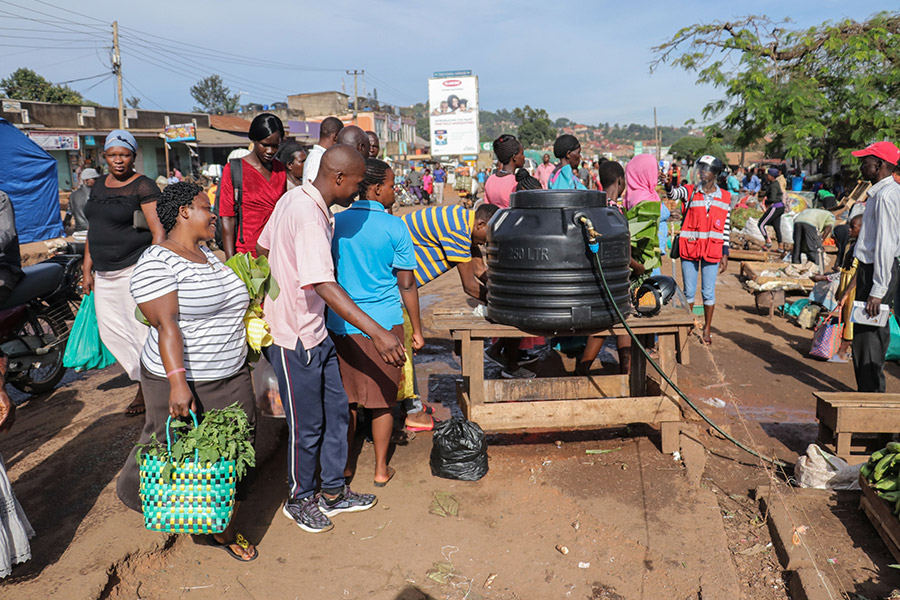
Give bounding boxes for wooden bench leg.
[661,421,681,454]
[835,432,852,459]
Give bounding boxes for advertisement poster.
[428,73,479,156]
[165,123,196,142]
[28,131,80,151]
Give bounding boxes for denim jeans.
[681,258,719,305]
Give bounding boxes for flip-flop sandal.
[406,415,436,432]
[208,533,258,562]
[391,429,416,445]
[374,466,396,488]
[125,402,146,416]
[420,405,436,416]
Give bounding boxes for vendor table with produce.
[432,306,694,452]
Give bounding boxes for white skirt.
[0,454,33,578]
[93,264,148,382]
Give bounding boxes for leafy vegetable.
[624,201,662,280]
[429,491,459,517]
[730,207,764,231]
[136,403,255,481]
[225,252,281,360]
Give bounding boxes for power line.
[121,75,165,111]
[30,0,107,24]
[76,72,112,95]
[55,72,111,85]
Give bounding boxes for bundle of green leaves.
[624,201,662,281]
[136,403,255,481]
[225,252,281,315]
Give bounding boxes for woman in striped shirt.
[116,182,258,562]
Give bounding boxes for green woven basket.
[139,411,236,534]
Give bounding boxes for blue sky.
[1,0,896,127]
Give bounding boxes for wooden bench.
[814,392,900,464]
[432,307,695,453]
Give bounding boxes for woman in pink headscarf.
[623,154,660,210]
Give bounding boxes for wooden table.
[432,307,695,453]
[815,392,900,464]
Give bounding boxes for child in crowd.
[328,159,424,487]
[484,134,525,209]
[812,214,862,363]
[257,145,405,533]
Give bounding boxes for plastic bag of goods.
[741,217,765,244]
[795,443,860,490]
[252,356,284,418]
[779,212,794,245]
[430,418,489,481]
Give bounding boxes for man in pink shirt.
[534,153,555,189]
[257,145,405,534]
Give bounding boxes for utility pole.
[346,69,363,124]
[112,21,124,129]
[654,107,660,162]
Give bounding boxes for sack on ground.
[430,418,489,481]
[63,292,117,371]
[741,217,765,244]
[795,443,860,490]
[779,212,795,244]
[797,304,822,330]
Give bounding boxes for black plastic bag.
[430,418,489,481]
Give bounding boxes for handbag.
[139,411,237,534]
[670,187,698,260]
[62,292,117,371]
[809,303,843,360]
[886,313,900,362]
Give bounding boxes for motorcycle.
[0,243,84,394]
[394,183,417,206]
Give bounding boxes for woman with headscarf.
[83,130,166,415]
[624,154,665,275]
[547,135,587,190]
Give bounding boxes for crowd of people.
[3,103,900,575]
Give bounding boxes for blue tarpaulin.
[0,118,65,243]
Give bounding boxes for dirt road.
[2,245,899,599]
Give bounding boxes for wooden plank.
[482,375,629,403]
[467,395,681,432]
[657,332,677,392]
[661,421,681,454]
[729,249,778,262]
[813,391,900,406]
[859,474,900,563]
[836,407,900,434]
[630,334,649,397]
[467,336,485,409]
[457,387,472,421]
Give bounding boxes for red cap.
[851,141,900,164]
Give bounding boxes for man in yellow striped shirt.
[400,204,498,301]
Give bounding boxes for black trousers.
[792,222,823,267]
[852,261,900,393]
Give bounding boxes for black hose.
[586,234,788,468]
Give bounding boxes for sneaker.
[483,346,505,368]
[501,366,536,379]
[318,486,377,517]
[283,497,333,533]
[518,347,548,365]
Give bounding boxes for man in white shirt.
[303,116,344,185]
[850,141,900,392]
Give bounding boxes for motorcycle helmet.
[633,275,688,317]
[695,154,725,176]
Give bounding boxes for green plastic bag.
[63,292,117,371]
[887,314,900,362]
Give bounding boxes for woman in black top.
[83,130,166,415]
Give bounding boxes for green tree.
[669,136,727,164]
[0,67,88,104]
[651,12,900,167]
[190,74,240,114]
[513,106,556,148]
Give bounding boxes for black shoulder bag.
[229,158,245,244]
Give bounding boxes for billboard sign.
[165,123,196,142]
[428,74,479,156]
[29,131,79,151]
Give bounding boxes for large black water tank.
[485,189,632,333]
